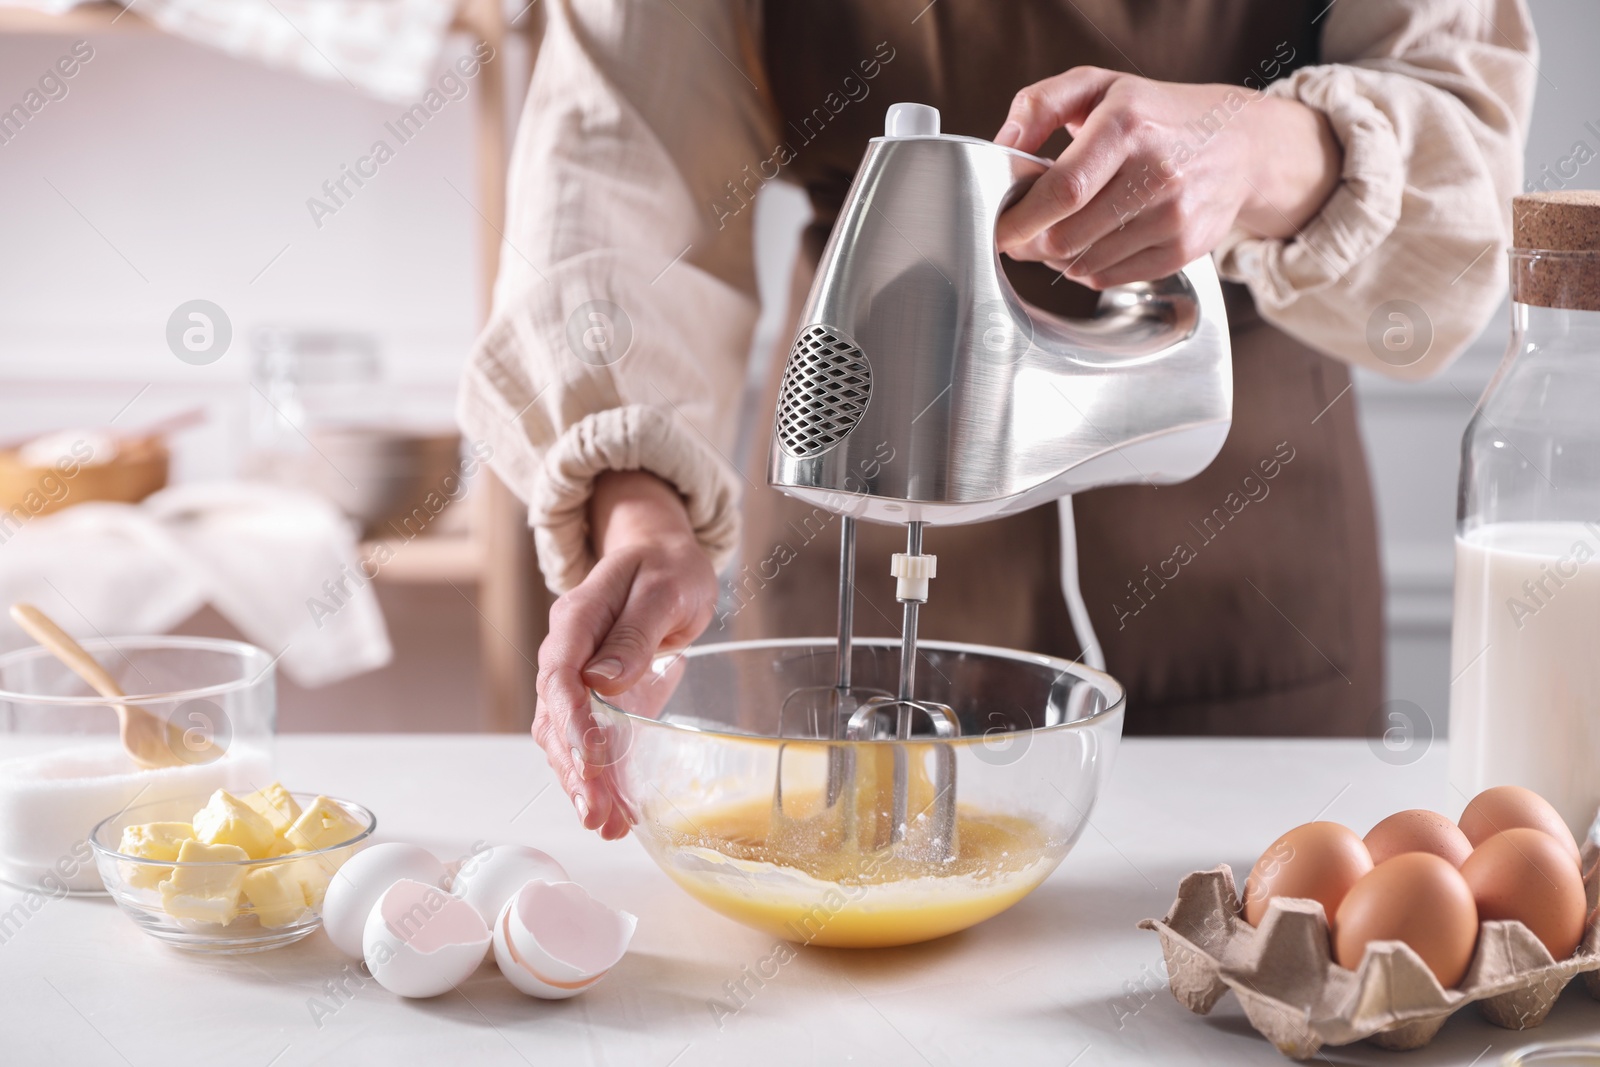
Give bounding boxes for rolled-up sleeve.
[457,0,774,593]
[1215,0,1536,380]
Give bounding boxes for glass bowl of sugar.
[0,636,276,894]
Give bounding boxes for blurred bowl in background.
[0,432,168,519]
[305,425,464,540]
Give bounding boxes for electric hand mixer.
[765,103,1232,862]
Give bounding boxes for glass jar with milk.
[1451,191,1600,840]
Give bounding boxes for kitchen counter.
[4,736,1596,1066]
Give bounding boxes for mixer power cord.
[1057,496,1105,673]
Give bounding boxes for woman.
[458,0,1535,838]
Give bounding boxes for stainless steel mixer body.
[765,103,1232,861]
[770,125,1232,524]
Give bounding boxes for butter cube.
[159,840,248,924]
[243,863,310,928]
[297,864,334,908]
[118,822,194,889]
[240,783,302,836]
[286,847,352,907]
[284,796,364,852]
[193,790,277,859]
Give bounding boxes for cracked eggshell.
[493,879,636,999]
[322,843,447,957]
[363,878,491,998]
[450,844,568,928]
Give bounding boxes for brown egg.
[1458,785,1581,867]
[1332,852,1479,987]
[1461,827,1587,960]
[1243,822,1373,927]
[1365,809,1473,867]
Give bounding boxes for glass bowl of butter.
[589,638,1124,948]
[89,786,374,953]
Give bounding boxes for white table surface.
[4,735,1597,1067]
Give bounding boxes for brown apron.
[731,0,1383,737]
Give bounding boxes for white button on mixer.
[884,102,940,139]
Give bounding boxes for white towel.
[3,0,461,102]
[0,482,392,687]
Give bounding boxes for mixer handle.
[987,154,1219,366]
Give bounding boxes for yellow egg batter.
[654,750,1055,948]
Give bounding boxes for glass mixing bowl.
[590,638,1124,948]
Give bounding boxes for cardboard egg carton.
[1137,846,1600,1060]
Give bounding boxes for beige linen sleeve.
[457,0,775,593]
[1215,0,1536,380]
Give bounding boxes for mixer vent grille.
[776,326,872,458]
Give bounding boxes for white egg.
[492,880,636,999]
[321,843,446,957]
[362,878,491,998]
[450,844,568,927]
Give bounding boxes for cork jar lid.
[1511,191,1600,311]
[1514,190,1600,250]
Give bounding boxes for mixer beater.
[773,516,960,862]
[843,522,959,852]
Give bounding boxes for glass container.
[589,637,1124,948]
[0,636,276,893]
[247,327,465,538]
[1502,1043,1600,1067]
[90,791,373,954]
[249,327,382,456]
[1451,192,1600,838]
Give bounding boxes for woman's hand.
[534,470,717,839]
[995,67,1341,289]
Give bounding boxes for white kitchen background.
[0,2,1596,732]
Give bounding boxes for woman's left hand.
[995,67,1341,289]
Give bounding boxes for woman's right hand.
[534,470,717,839]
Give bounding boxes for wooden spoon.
[7,603,212,770]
